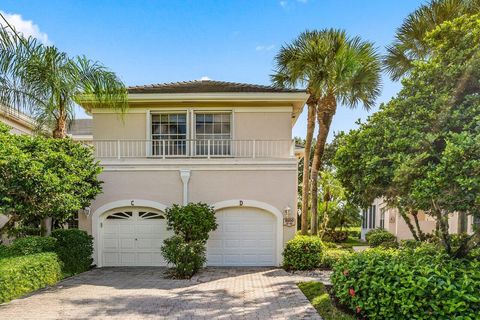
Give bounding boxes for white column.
[180,169,191,205]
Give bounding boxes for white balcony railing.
[83,139,295,159]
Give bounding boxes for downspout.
[180,170,191,205]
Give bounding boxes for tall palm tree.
[309,30,381,235]
[271,31,322,235]
[0,26,127,138]
[272,30,381,235]
[384,0,480,80]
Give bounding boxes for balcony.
[83,139,295,160]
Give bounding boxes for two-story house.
[77,80,308,267]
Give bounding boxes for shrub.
[0,244,10,258]
[161,235,205,278]
[161,203,218,278]
[283,235,323,270]
[0,253,62,303]
[320,248,352,269]
[322,230,348,243]
[51,229,93,275]
[8,236,56,256]
[331,248,480,319]
[365,228,397,247]
[165,203,218,242]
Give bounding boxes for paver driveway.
[0,267,327,320]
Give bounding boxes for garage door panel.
[207,207,276,266]
[101,208,170,267]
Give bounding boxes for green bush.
[283,235,323,270]
[322,230,349,243]
[320,248,352,269]
[161,235,206,278]
[51,229,93,275]
[0,252,62,303]
[8,236,56,256]
[365,228,397,247]
[0,244,10,258]
[165,203,218,242]
[161,203,218,278]
[331,247,480,319]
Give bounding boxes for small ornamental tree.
[161,203,217,278]
[0,123,102,235]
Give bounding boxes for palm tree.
[309,30,381,235]
[273,30,381,235]
[384,0,480,81]
[271,31,323,235]
[0,26,127,138]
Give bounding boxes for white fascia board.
[126,92,309,103]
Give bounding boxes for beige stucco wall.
[79,167,298,248]
[234,112,291,140]
[93,112,147,140]
[91,109,292,141]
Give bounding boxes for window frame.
[149,110,189,157]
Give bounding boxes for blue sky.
[1,0,425,140]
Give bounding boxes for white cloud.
[0,11,50,44]
[256,44,275,52]
[200,76,211,81]
[279,1,288,8]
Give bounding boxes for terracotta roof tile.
[128,80,304,94]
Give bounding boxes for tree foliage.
[0,123,102,234]
[384,0,480,80]
[0,26,127,137]
[334,14,480,256]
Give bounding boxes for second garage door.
[206,207,276,266]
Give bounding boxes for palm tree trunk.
[53,115,67,138]
[310,93,336,235]
[300,96,317,235]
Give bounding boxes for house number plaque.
[283,217,295,227]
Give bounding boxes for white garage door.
[101,208,172,266]
[207,207,276,266]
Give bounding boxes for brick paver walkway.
[0,267,326,319]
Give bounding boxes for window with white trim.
[151,113,187,156]
[380,207,386,229]
[194,113,231,156]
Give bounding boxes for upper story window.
[195,113,231,156]
[151,113,187,156]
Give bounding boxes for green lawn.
[337,236,367,249]
[298,281,355,320]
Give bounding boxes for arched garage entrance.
[208,200,283,266]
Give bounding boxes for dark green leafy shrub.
[0,244,10,257]
[283,235,323,270]
[161,203,217,278]
[331,248,480,319]
[161,235,206,278]
[320,248,352,269]
[0,253,62,303]
[8,236,56,256]
[165,203,218,242]
[51,229,93,275]
[365,228,397,247]
[322,230,349,243]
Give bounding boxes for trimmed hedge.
[365,228,397,247]
[320,248,352,269]
[283,235,323,270]
[0,253,62,303]
[331,246,480,319]
[8,236,56,256]
[51,229,93,275]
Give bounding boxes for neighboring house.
[77,80,308,267]
[0,104,36,135]
[361,197,478,240]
